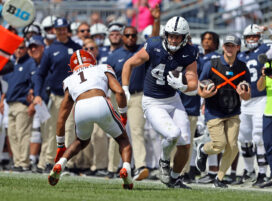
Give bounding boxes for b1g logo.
[2,0,35,28]
[6,4,30,21]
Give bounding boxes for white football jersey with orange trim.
[63,64,116,101]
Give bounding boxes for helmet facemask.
[243,24,262,50]
[163,16,190,53]
[164,32,188,52]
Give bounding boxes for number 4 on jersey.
[151,64,166,85]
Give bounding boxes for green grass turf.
[0,172,271,201]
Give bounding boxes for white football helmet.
[70,22,80,35]
[90,23,108,46]
[90,23,107,36]
[41,16,57,40]
[243,24,262,50]
[164,16,190,52]
[42,16,57,29]
[141,25,165,42]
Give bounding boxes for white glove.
[122,85,130,102]
[167,71,188,92]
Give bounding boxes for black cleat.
[242,169,256,183]
[195,144,208,172]
[182,173,195,184]
[223,173,237,185]
[259,178,272,188]
[213,177,228,188]
[167,176,192,189]
[252,173,267,187]
[44,163,54,174]
[198,173,216,184]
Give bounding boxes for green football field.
[0,172,271,201]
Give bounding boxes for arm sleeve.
[33,49,51,96]
[103,64,117,78]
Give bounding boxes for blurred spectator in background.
[2,40,36,172]
[98,22,123,64]
[83,39,99,58]
[257,52,272,188]
[90,23,108,47]
[33,17,81,173]
[27,35,47,172]
[23,22,42,41]
[220,0,262,34]
[127,0,161,32]
[90,12,103,26]
[41,16,57,47]
[5,24,18,35]
[72,22,90,46]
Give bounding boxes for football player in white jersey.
[48,50,133,189]
[122,16,198,188]
[237,24,272,186]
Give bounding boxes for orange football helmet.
[69,49,96,71]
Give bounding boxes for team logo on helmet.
[69,49,96,71]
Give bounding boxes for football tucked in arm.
[170,70,187,85]
[238,81,250,92]
[199,79,215,91]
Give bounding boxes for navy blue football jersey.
[98,46,110,64]
[107,44,146,93]
[198,51,220,73]
[144,36,197,98]
[238,43,272,98]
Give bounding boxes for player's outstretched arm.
[122,47,150,86]
[185,61,198,92]
[107,72,128,125]
[55,90,73,162]
[107,72,127,109]
[56,90,74,137]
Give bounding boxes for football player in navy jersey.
[98,22,123,64]
[122,16,198,188]
[237,24,272,186]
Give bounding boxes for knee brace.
[241,142,255,158]
[30,128,42,143]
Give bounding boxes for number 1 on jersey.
[78,71,87,83]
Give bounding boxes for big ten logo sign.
[6,4,30,21]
